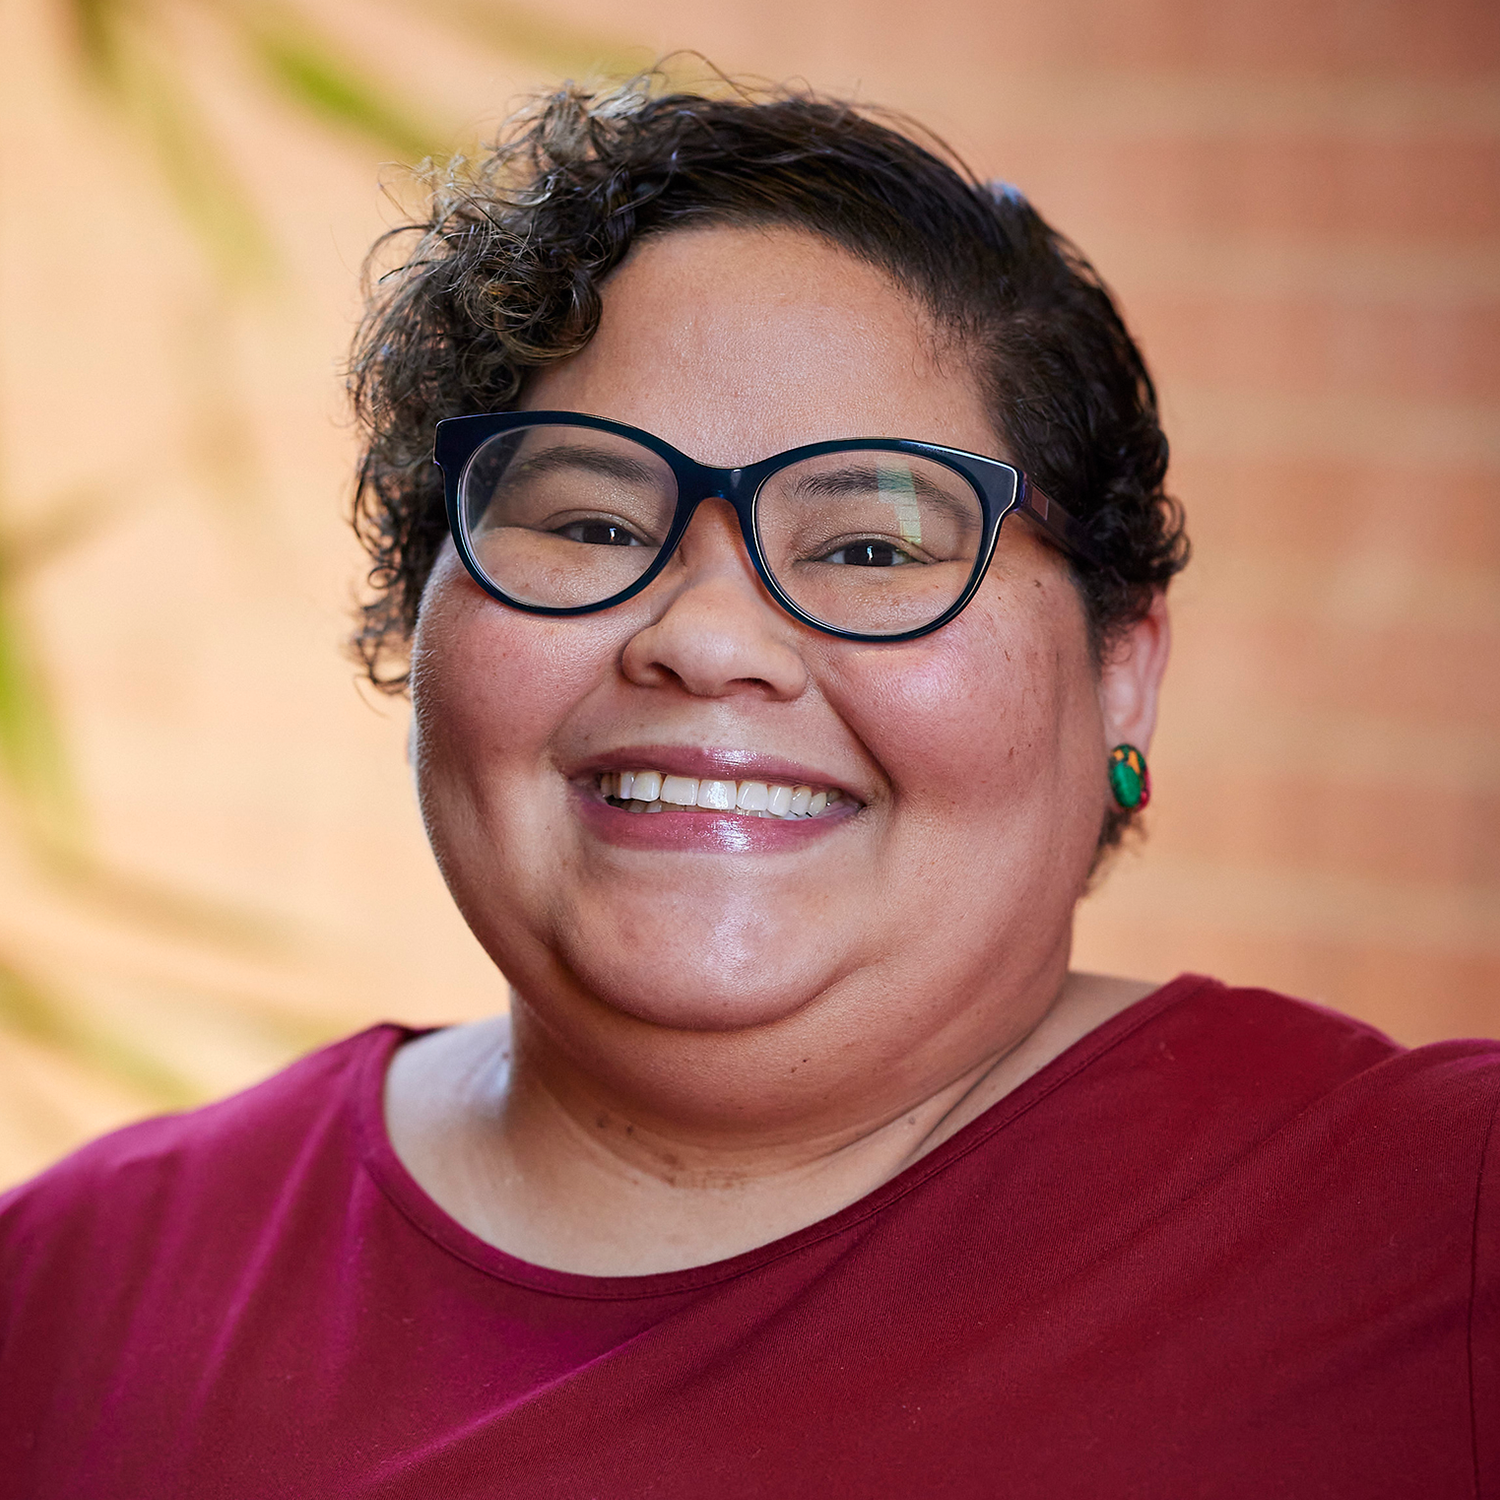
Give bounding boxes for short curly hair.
[348,75,1188,700]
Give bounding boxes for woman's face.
[411,226,1157,1106]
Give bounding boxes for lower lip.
[574,786,858,852]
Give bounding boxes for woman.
[2,80,1496,1498]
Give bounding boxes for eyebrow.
[780,464,980,527]
[507,444,665,488]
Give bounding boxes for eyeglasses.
[433,411,1098,643]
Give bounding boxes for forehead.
[522,225,1003,467]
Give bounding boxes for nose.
[619,500,810,700]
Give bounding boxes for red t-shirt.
[2,974,1497,1498]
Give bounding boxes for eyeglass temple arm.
[1014,476,1105,568]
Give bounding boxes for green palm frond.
[61,0,445,279]
[399,0,653,82]
[62,0,276,280]
[240,6,445,162]
[0,577,73,833]
[62,0,642,277]
[66,0,125,83]
[0,481,128,832]
[0,952,197,1109]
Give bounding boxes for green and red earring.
[1108,744,1151,811]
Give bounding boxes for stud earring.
[1108,744,1151,811]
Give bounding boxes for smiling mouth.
[598,770,853,819]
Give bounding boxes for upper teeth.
[598,770,846,819]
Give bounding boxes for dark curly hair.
[348,72,1188,717]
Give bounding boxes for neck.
[383,969,1156,1277]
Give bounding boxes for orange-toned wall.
[0,0,1495,1187]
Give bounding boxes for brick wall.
[587,0,1500,1042]
[0,0,1493,1184]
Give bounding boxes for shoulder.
[1127,975,1500,1177]
[0,1024,407,1293]
[1030,978,1500,1322]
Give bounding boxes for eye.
[819,540,918,567]
[555,520,646,547]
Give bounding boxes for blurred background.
[0,0,1496,1188]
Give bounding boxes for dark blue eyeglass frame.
[433,410,1100,644]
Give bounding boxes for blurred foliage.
[0,550,72,835]
[397,0,651,81]
[0,0,630,1124]
[64,0,447,278]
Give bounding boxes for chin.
[489,871,838,1035]
[558,936,833,1036]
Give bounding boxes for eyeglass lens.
[459,424,988,636]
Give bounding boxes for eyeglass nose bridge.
[648,461,812,627]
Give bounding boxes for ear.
[1097,591,1171,753]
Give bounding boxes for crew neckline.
[355,972,1214,1301]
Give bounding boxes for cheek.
[409,556,610,793]
[832,578,1103,824]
